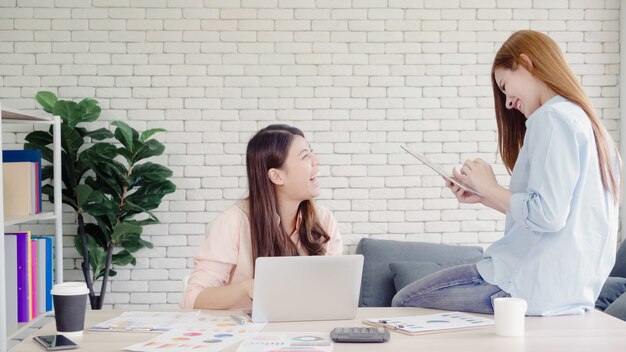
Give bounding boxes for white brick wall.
[0,0,620,308]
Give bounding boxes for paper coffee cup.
[494,297,527,337]
[51,282,89,336]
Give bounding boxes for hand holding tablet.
[401,145,484,197]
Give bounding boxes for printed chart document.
[364,311,494,335]
[122,314,266,352]
[401,145,483,197]
[237,332,333,352]
[91,311,203,332]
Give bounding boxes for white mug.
[493,297,527,337]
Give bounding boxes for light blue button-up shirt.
[476,95,619,316]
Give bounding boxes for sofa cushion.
[595,277,626,311]
[389,257,483,293]
[609,240,626,278]
[605,289,626,321]
[355,238,484,307]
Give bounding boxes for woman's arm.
[449,161,512,214]
[181,206,249,310]
[193,279,254,310]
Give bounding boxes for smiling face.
[270,135,320,202]
[493,64,546,118]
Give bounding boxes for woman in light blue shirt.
[393,30,621,316]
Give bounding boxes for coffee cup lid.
[50,282,89,296]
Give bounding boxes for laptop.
[250,255,364,323]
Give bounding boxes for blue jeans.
[391,264,510,314]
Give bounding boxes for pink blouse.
[180,200,343,309]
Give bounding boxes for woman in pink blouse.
[181,124,343,310]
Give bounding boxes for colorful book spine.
[11,232,30,322]
[30,239,38,320]
[32,235,54,312]
[36,238,46,314]
[4,235,18,327]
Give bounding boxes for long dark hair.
[246,124,330,265]
[492,30,621,202]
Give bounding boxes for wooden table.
[12,307,626,351]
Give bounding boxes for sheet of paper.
[123,315,266,352]
[91,311,205,332]
[236,332,333,352]
[366,312,493,335]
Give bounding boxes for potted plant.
[25,91,176,309]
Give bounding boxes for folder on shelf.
[9,232,31,323]
[2,162,33,219]
[4,235,18,327]
[36,238,46,314]
[3,149,42,213]
[30,239,38,320]
[32,235,54,312]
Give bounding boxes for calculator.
[330,327,390,343]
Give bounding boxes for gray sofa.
[596,239,626,320]
[356,238,626,321]
[355,238,483,307]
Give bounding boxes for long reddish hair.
[491,30,621,202]
[246,124,330,265]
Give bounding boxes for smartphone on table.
[33,335,78,351]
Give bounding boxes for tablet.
[401,145,483,197]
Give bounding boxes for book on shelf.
[4,232,54,325]
[3,149,42,213]
[2,162,33,219]
[30,239,38,320]
[36,238,46,314]
[10,232,31,323]
[3,235,18,328]
[32,236,53,312]
[2,149,42,218]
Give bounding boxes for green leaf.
[131,162,173,182]
[112,120,135,150]
[122,216,159,227]
[60,124,84,159]
[85,199,119,218]
[40,165,53,181]
[82,142,118,159]
[84,222,109,247]
[140,128,166,142]
[120,200,147,214]
[138,238,154,249]
[83,128,114,141]
[78,98,101,123]
[112,250,135,266]
[126,180,176,211]
[24,131,53,148]
[74,234,108,281]
[42,185,78,210]
[119,234,143,252]
[111,222,142,244]
[35,91,57,113]
[75,184,94,209]
[53,100,83,128]
[134,139,165,162]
